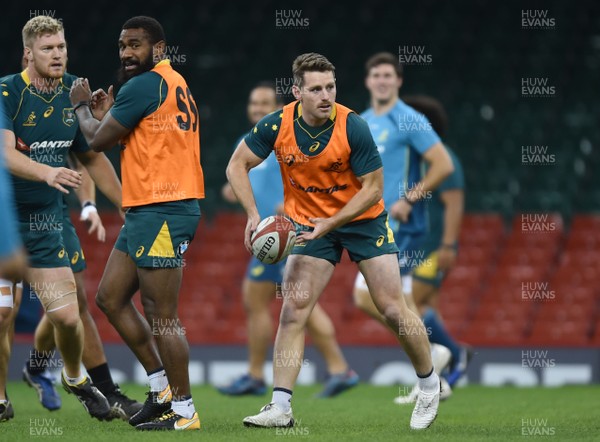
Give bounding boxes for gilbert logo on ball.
[251,215,296,264]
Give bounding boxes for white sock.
[148,369,168,392]
[171,398,195,419]
[272,389,292,412]
[63,369,85,386]
[417,369,440,394]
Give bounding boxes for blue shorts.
[396,231,425,273]
[245,256,285,283]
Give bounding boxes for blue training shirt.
[420,145,465,255]
[361,99,441,236]
[0,100,22,258]
[235,134,283,219]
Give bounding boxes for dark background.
[3,0,599,218]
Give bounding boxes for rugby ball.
[251,215,296,264]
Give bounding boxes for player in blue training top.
[393,95,469,403]
[219,82,358,398]
[352,53,458,390]
[404,96,470,387]
[0,99,25,281]
[0,99,27,422]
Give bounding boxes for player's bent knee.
[380,303,402,325]
[36,279,79,330]
[48,304,81,330]
[38,279,77,313]
[140,295,158,318]
[96,287,122,316]
[55,313,80,330]
[279,303,309,328]
[95,287,112,314]
[95,291,107,312]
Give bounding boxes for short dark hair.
[292,53,335,88]
[122,16,165,44]
[252,81,285,106]
[365,52,403,78]
[402,95,448,137]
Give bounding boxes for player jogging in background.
[219,82,358,398]
[71,16,204,431]
[394,95,469,397]
[351,52,467,382]
[1,15,124,421]
[228,52,441,430]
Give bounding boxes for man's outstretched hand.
[44,166,82,194]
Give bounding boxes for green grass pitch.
[1,383,598,441]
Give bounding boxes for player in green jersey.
[0,16,122,421]
[19,153,143,421]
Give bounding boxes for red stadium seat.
[571,214,600,231]
[512,212,564,235]
[496,246,557,267]
[461,214,505,233]
[70,209,599,348]
[527,319,591,346]
[455,246,497,266]
[462,318,527,346]
[564,232,600,251]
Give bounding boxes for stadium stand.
[4,1,598,350]
[69,211,600,347]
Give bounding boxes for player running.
[219,82,358,398]
[351,52,468,390]
[392,96,468,403]
[71,16,204,431]
[228,53,442,430]
[1,15,123,420]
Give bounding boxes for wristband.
[80,202,97,221]
[73,101,90,112]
